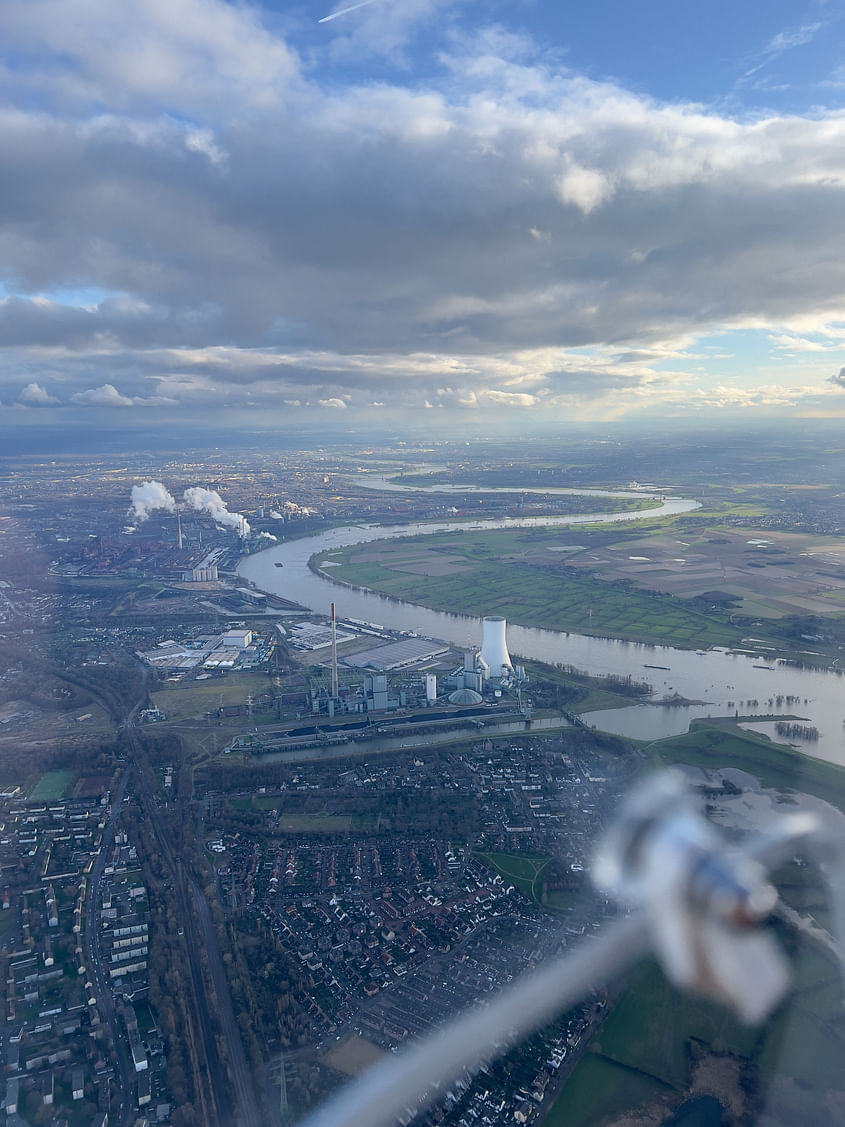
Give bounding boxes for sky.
[3,0,845,436]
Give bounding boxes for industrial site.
[4,435,845,1127]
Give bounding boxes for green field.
[523,660,651,712]
[598,960,759,1089]
[317,529,742,650]
[545,1052,669,1126]
[152,672,272,722]
[228,799,376,832]
[29,769,76,801]
[474,851,550,899]
[650,720,845,809]
[546,723,845,1125]
[552,932,845,1125]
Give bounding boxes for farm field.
[316,515,845,654]
[316,527,742,649]
[557,522,845,620]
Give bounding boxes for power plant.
[302,608,527,722]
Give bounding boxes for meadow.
[473,851,550,900]
[546,722,845,1124]
[317,526,743,649]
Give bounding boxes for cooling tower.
[480,616,512,678]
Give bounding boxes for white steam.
[127,482,250,537]
[183,487,250,537]
[270,501,315,518]
[128,481,177,522]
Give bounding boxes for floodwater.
[237,491,845,767]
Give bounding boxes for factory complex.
[136,627,270,673]
[133,599,530,753]
[301,610,527,721]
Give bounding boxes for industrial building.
[306,612,525,721]
[181,565,219,583]
[342,637,450,671]
[221,628,253,649]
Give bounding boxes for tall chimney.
[176,508,183,551]
[331,602,339,698]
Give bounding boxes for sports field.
[29,769,75,801]
[325,1034,386,1076]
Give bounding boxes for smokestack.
[176,508,183,551]
[331,602,339,699]
[480,616,512,679]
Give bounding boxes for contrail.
[318,0,380,23]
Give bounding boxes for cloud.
[830,367,845,388]
[2,0,300,116]
[70,382,176,407]
[183,486,249,535]
[766,23,822,54]
[555,164,614,214]
[71,383,134,406]
[738,20,825,86]
[319,0,461,65]
[2,1,845,423]
[18,381,60,405]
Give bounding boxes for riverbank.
[310,529,742,651]
[238,495,845,768]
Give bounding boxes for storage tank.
[480,616,512,678]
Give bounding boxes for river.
[237,490,845,768]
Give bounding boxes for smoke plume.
[128,481,177,522]
[183,487,250,537]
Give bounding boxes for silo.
[425,674,437,703]
[480,616,512,678]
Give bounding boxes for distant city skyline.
[3,0,845,435]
